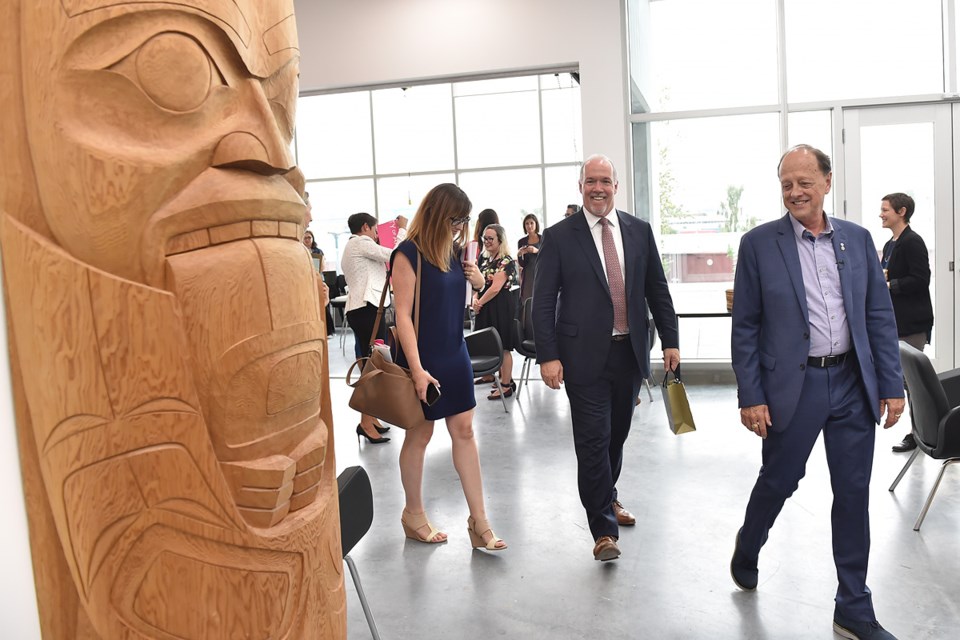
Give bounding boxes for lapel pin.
[840,242,845,251]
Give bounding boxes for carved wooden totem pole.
[0,1,346,638]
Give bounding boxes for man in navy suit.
[730,145,905,640]
[533,154,679,562]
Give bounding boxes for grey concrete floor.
[327,330,959,639]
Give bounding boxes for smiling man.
[533,154,679,562]
[0,1,345,638]
[730,144,905,640]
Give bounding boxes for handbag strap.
[369,251,421,352]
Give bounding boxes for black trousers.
[564,337,643,540]
[347,303,386,359]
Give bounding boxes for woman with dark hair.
[390,184,507,551]
[516,213,541,306]
[302,230,335,337]
[880,192,934,453]
[472,223,517,400]
[472,208,499,245]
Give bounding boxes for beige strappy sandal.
[401,508,446,544]
[467,515,507,551]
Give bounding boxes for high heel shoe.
[467,515,507,551]
[375,424,391,434]
[356,424,390,444]
[401,508,446,543]
[487,380,516,400]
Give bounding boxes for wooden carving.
[0,2,346,638]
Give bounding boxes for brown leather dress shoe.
[593,536,621,561]
[612,500,636,526]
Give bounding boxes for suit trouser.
[738,357,877,621]
[565,338,643,540]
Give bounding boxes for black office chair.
[513,298,537,393]
[337,466,381,639]
[888,342,960,530]
[465,327,508,413]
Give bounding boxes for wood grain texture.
[0,1,346,638]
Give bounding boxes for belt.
[807,352,849,368]
[611,334,630,342]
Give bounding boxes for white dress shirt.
[341,234,393,313]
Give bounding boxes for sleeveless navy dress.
[391,240,476,420]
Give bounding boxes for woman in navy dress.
[391,183,507,551]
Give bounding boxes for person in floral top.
[472,223,518,399]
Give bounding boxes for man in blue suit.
[534,154,679,562]
[730,145,905,640]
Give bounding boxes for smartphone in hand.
[425,382,442,406]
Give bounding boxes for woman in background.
[516,213,541,308]
[472,208,499,245]
[880,192,934,453]
[391,184,507,551]
[302,230,335,338]
[472,224,518,400]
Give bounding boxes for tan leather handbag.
[346,252,429,430]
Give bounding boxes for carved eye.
[111,32,222,112]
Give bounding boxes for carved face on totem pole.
[1,1,344,638]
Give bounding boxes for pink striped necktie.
[599,216,628,333]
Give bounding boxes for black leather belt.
[611,334,630,342]
[807,352,849,368]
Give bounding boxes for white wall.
[293,0,632,203]
[0,258,42,639]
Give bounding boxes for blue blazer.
[731,214,904,430]
[533,210,678,384]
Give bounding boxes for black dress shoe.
[375,424,391,434]
[730,529,758,591]
[892,433,916,453]
[833,610,898,639]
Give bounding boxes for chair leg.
[889,448,921,492]
[913,458,959,531]
[516,358,528,394]
[494,375,509,413]
[345,555,381,640]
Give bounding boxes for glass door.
[843,104,954,369]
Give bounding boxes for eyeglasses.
[482,236,497,243]
[450,215,471,226]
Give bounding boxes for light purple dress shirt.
[789,214,852,357]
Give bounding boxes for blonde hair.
[405,183,471,272]
[482,224,511,260]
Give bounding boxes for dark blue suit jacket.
[731,214,904,431]
[532,210,678,384]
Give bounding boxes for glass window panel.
[304,178,375,271]
[785,0,942,102]
[377,173,457,222]
[788,110,836,214]
[541,86,583,164]
[649,0,777,111]
[647,114,781,360]
[545,165,582,228]
[296,93,373,179]
[453,76,538,97]
[372,85,454,174]
[457,168,543,246]
[456,91,541,169]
